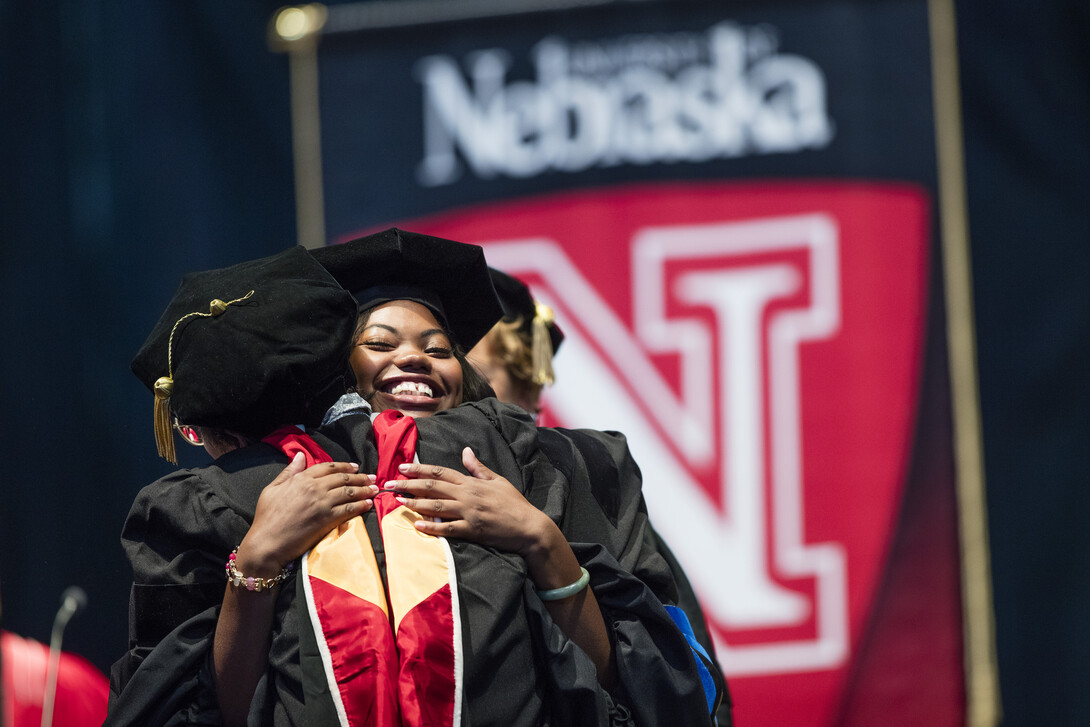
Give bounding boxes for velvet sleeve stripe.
[666,604,724,718]
[129,582,225,648]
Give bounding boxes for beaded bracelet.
[225,548,294,592]
[536,567,590,602]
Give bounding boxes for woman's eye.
[361,340,394,351]
[426,346,452,357]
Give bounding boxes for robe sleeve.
[541,426,730,722]
[105,469,241,726]
[105,448,315,727]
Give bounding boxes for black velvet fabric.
[130,246,358,433]
[310,228,504,350]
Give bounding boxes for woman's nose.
[394,347,430,371]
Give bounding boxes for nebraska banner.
[277,0,992,724]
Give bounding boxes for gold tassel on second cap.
[150,290,253,464]
[531,302,556,386]
[154,376,177,465]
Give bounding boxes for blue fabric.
[665,604,718,717]
[321,392,372,426]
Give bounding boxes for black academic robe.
[106,400,717,726]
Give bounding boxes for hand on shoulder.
[239,452,378,575]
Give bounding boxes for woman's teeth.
[388,381,434,398]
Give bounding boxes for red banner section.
[386,180,939,727]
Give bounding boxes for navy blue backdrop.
[1,1,1087,724]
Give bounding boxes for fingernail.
[398,463,410,472]
[383,481,396,489]
[367,474,377,482]
[349,462,359,469]
[395,496,408,505]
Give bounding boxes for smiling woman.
[307,229,628,707]
[313,228,498,419]
[303,229,722,725]
[350,300,465,415]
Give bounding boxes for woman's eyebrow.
[362,324,447,339]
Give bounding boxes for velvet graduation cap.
[488,267,565,386]
[309,228,503,351]
[131,246,358,463]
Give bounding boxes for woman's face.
[349,300,463,417]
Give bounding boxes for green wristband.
[536,567,591,602]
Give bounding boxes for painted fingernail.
[395,496,408,505]
[384,481,396,489]
[398,463,410,472]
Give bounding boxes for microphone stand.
[40,586,86,727]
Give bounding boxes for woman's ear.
[196,427,251,460]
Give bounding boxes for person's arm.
[394,447,615,688]
[556,427,724,723]
[518,516,616,689]
[212,453,378,727]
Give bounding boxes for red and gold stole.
[263,413,461,727]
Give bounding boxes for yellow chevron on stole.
[380,503,452,631]
[307,517,387,611]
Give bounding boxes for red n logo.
[404,180,929,725]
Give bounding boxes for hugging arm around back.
[107,407,718,726]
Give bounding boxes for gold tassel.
[149,290,253,464]
[154,376,177,465]
[531,302,556,386]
